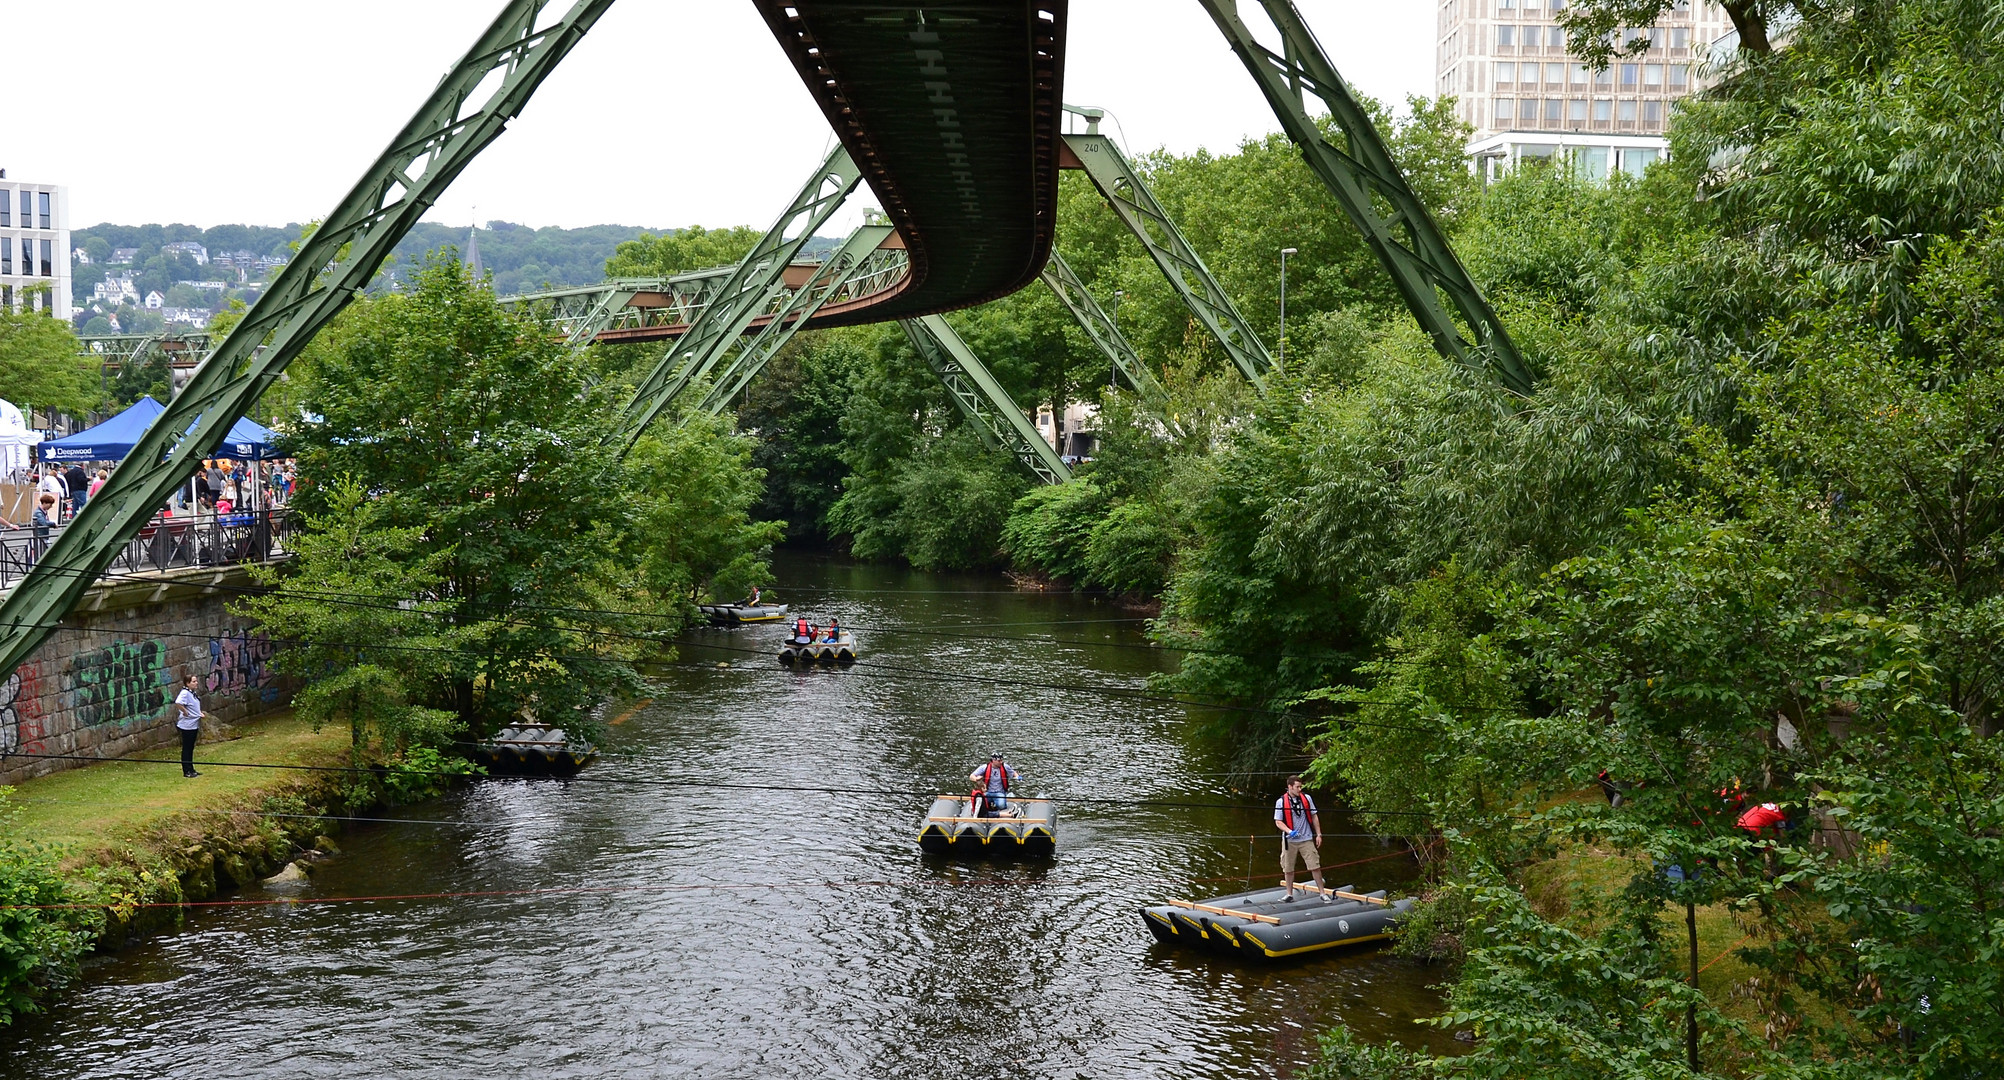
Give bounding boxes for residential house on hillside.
[162,307,208,328]
[161,241,208,265]
[92,275,138,305]
[71,247,91,265]
[109,248,139,265]
[144,290,164,310]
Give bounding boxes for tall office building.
[1436,0,1733,178]
[0,176,70,321]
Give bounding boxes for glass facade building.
[0,179,69,320]
[1436,0,1732,178]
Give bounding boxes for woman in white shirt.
[175,674,203,778]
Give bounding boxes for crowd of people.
[0,458,299,566]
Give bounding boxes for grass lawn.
[2,711,351,853]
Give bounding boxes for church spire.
[463,220,485,281]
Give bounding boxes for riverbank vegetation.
[238,258,779,755]
[723,1,2001,1075]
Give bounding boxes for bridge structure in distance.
[18,0,1528,679]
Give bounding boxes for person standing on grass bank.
[175,673,203,778]
[1275,775,1329,902]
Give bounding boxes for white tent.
[0,399,41,476]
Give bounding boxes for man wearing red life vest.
[1275,775,1330,903]
[969,754,1020,818]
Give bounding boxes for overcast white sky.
[9,1,1434,233]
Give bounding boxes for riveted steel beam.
[1196,0,1533,396]
[901,315,1070,485]
[0,0,615,677]
[697,223,902,416]
[1038,248,1167,404]
[617,145,863,447]
[1061,129,1272,389]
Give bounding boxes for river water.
[2,554,1453,1078]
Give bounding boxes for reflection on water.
[0,553,1454,1078]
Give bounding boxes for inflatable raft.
[468,722,597,776]
[917,795,1056,857]
[698,602,788,626]
[778,631,856,665]
[1141,883,1411,961]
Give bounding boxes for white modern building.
[1436,0,1734,178]
[0,175,70,321]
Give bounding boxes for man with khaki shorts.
[1274,775,1329,902]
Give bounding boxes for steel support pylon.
[1196,0,1534,396]
[0,0,615,678]
[617,146,863,447]
[1061,129,1273,388]
[696,223,902,416]
[1038,248,1167,404]
[901,315,1071,485]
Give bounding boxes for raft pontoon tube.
[469,722,597,776]
[698,602,788,627]
[917,796,1056,857]
[1141,883,1411,961]
[779,631,857,665]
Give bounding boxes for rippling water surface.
[2,554,1453,1078]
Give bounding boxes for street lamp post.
[1278,247,1298,366]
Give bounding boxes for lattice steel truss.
[1037,248,1166,404]
[1197,0,1534,396]
[0,0,616,676]
[616,145,863,447]
[901,314,1071,485]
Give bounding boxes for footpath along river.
[1,554,1453,1078]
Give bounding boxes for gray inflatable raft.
[917,795,1056,857]
[778,631,856,665]
[699,602,788,626]
[1141,883,1411,960]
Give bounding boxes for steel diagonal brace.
[616,146,864,448]
[1061,130,1273,388]
[696,223,899,416]
[0,0,614,677]
[900,315,1071,486]
[1196,0,1534,397]
[1038,248,1168,405]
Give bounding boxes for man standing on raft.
[970,753,1020,818]
[1275,775,1329,902]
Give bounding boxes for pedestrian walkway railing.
[0,508,298,592]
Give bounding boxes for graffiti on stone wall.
[70,640,171,728]
[0,664,48,756]
[208,628,276,699]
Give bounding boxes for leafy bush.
[0,790,97,1023]
[1000,478,1105,582]
[380,748,486,805]
[1084,499,1178,595]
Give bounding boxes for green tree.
[0,299,98,416]
[605,224,762,277]
[286,255,642,730]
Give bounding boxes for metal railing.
[0,508,298,592]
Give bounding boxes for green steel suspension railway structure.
[15,0,1527,679]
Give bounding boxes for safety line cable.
[26,563,1479,730]
[51,561,1374,668]
[0,751,1478,817]
[0,846,1427,912]
[5,799,1411,842]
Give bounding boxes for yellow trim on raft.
[1247,932,1395,958]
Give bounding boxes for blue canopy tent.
[37,396,165,463]
[208,416,277,462]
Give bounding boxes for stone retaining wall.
[0,565,291,786]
